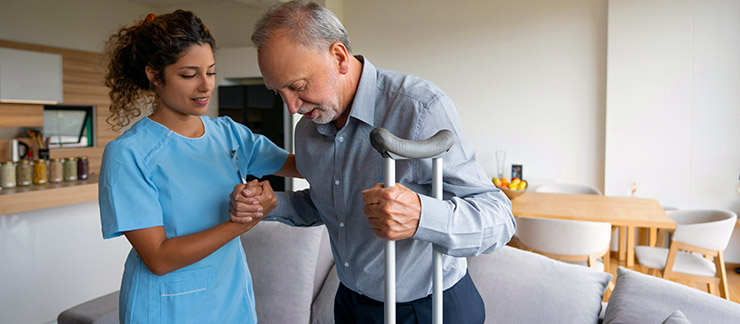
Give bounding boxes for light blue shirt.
[270,56,516,302]
[99,116,289,324]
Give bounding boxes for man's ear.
[145,66,160,86]
[329,42,350,74]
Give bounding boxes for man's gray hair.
[251,0,351,52]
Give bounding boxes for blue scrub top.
[99,116,289,324]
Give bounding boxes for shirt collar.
[348,55,377,127]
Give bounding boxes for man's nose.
[282,92,302,114]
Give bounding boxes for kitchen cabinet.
[0,47,62,103]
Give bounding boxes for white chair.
[514,216,612,272]
[635,209,737,300]
[536,183,602,195]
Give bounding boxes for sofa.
[59,222,740,324]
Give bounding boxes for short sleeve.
[228,119,289,178]
[99,143,164,239]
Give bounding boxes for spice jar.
[63,157,78,182]
[1,161,16,188]
[17,160,32,186]
[49,158,63,183]
[77,156,89,180]
[33,159,48,185]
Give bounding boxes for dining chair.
[514,216,612,272]
[634,209,737,300]
[535,183,602,195]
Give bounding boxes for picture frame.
[511,164,523,179]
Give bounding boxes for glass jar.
[63,157,78,182]
[33,159,48,185]
[49,158,63,183]
[77,156,89,180]
[1,161,16,188]
[17,160,32,186]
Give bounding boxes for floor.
[603,253,740,304]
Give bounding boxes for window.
[43,105,94,148]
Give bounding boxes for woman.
[98,10,297,323]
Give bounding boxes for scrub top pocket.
[159,267,214,324]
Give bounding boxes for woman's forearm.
[273,154,302,178]
[125,220,258,276]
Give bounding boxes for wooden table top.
[510,191,676,229]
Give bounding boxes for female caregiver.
[98,10,298,323]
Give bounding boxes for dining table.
[510,191,676,267]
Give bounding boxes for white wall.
[0,202,131,324]
[343,0,608,189]
[605,0,740,261]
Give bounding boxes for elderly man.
[230,1,515,323]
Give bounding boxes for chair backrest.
[515,216,612,256]
[670,209,737,251]
[535,183,602,195]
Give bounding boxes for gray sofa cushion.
[661,310,692,324]
[57,291,119,324]
[311,265,340,324]
[604,267,740,324]
[467,246,612,324]
[241,222,326,324]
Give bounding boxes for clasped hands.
[229,182,422,240]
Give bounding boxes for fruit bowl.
[494,184,527,200]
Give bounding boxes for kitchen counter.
[0,174,98,215]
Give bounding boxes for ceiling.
[122,0,282,8]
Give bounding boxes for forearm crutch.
[370,127,455,324]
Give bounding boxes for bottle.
[33,159,48,185]
[1,161,16,188]
[63,157,78,182]
[17,160,32,186]
[49,158,63,183]
[77,156,89,180]
[736,173,740,196]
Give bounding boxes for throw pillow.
[241,222,326,324]
[661,310,692,324]
[603,267,740,324]
[467,246,612,324]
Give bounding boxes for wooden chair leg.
[716,251,730,300]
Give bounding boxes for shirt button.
[334,180,340,185]
[339,222,345,228]
[344,262,349,267]
[338,136,344,142]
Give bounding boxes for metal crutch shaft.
[370,127,455,324]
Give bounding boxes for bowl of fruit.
[492,177,528,200]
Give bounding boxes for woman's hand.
[229,180,277,224]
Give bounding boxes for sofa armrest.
[57,291,119,324]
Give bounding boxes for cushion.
[57,291,119,324]
[311,265,340,324]
[661,310,692,324]
[467,246,612,324]
[603,267,740,324]
[241,222,326,324]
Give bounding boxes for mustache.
[298,105,321,114]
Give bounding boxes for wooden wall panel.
[0,39,122,171]
[0,103,43,127]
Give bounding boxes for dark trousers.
[334,271,485,324]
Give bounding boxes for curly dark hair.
[102,10,216,131]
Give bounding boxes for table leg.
[626,226,635,267]
[648,228,657,247]
[618,226,626,261]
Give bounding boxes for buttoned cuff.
[412,194,450,244]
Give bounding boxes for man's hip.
[334,270,485,324]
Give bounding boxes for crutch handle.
[370,128,454,160]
